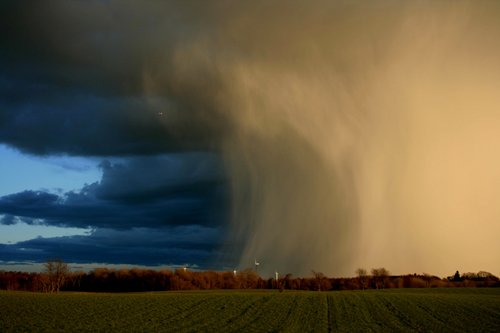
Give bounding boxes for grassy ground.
[0,288,499,332]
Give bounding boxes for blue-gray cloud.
[0,154,227,230]
[0,154,228,267]
[0,225,224,268]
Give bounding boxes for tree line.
[0,262,498,293]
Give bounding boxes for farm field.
[0,288,499,332]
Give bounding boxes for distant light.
[233,270,237,276]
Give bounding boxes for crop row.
[0,289,499,332]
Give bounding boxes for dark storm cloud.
[96,154,224,203]
[0,91,225,156]
[2,0,500,277]
[0,154,227,229]
[0,0,230,156]
[0,0,236,269]
[0,225,223,267]
[0,214,17,225]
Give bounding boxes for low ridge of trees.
[0,263,498,292]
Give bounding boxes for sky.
[1,0,500,277]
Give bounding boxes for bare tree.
[355,268,368,290]
[371,267,389,289]
[312,271,331,291]
[44,259,69,293]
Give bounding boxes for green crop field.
[0,288,499,332]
